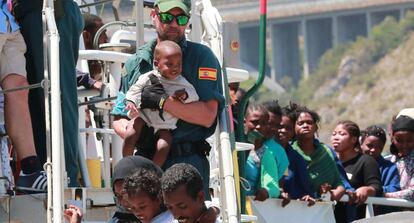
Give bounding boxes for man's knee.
[2,74,29,97]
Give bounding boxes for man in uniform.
[14,0,84,186]
[111,0,224,199]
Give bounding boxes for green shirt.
[292,140,344,196]
[112,38,225,143]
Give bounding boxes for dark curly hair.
[161,163,203,200]
[263,100,282,117]
[287,103,320,124]
[281,102,299,121]
[123,168,162,200]
[360,125,387,145]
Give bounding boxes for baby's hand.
[124,102,138,112]
[173,89,188,102]
[64,205,82,223]
[124,102,139,119]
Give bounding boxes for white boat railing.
[43,1,64,222]
[338,194,414,218]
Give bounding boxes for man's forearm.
[163,98,218,128]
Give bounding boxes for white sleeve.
[125,74,151,108]
[180,78,199,103]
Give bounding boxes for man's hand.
[140,74,168,110]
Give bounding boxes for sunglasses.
[158,12,190,26]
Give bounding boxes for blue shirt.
[245,145,265,195]
[283,144,313,199]
[0,0,19,33]
[377,156,400,193]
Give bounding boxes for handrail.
[79,50,132,63]
[339,195,414,208]
[236,0,267,214]
[338,194,414,218]
[43,2,64,223]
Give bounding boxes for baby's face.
[157,51,182,80]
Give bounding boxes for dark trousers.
[56,0,84,186]
[20,10,46,165]
[19,0,83,186]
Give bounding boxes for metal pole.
[136,0,144,48]
[45,7,64,223]
[236,0,266,214]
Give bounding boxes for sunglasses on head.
[158,12,190,26]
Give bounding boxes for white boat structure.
[0,0,413,222]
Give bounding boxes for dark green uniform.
[57,0,84,187]
[112,38,225,198]
[14,0,83,186]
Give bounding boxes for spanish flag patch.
[198,67,217,80]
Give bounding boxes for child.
[360,125,400,194]
[161,163,220,223]
[123,40,199,166]
[278,106,314,204]
[384,114,414,201]
[123,167,172,223]
[244,104,288,202]
[360,125,401,215]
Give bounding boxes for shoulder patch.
[198,68,217,80]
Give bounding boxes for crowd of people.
[241,99,414,222]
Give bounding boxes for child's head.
[278,105,296,147]
[391,115,414,157]
[331,120,360,153]
[123,168,163,223]
[263,100,282,139]
[154,40,182,80]
[244,103,270,138]
[112,156,162,213]
[290,105,320,140]
[360,125,386,159]
[161,163,205,223]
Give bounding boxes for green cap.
[154,0,191,15]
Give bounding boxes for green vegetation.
[240,11,414,142]
[291,11,414,104]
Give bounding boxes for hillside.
[241,14,414,144]
[315,32,414,142]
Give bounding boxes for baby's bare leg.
[122,117,145,156]
[153,129,172,167]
